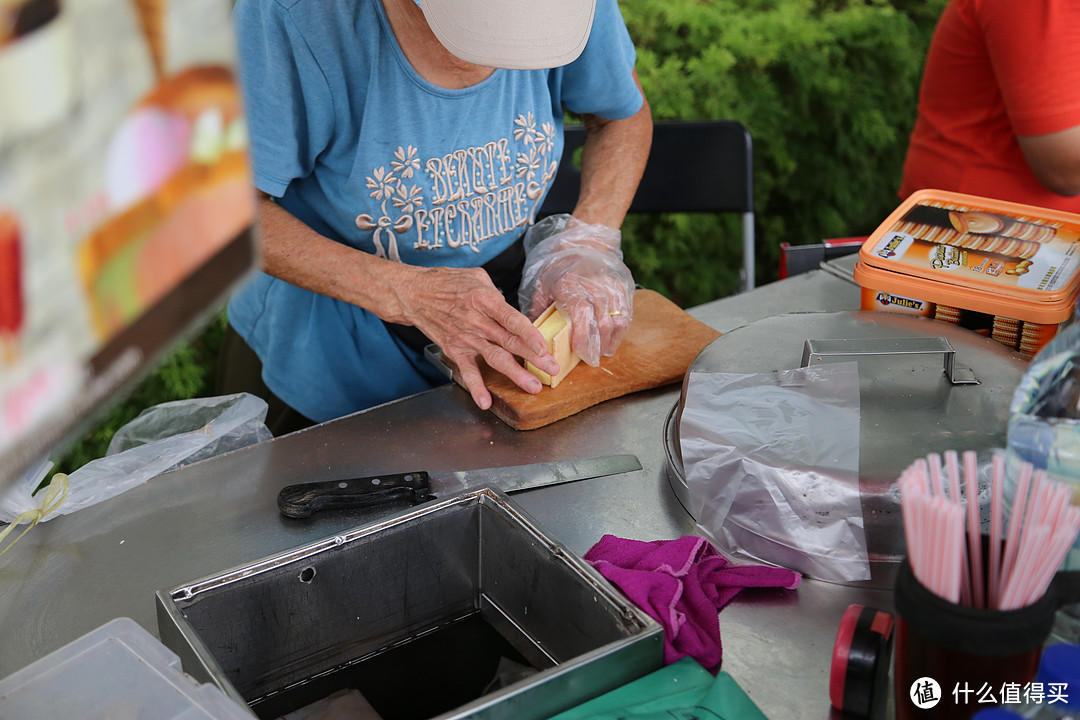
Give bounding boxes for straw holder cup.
[893,555,1080,720]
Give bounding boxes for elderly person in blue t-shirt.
[220,0,652,432]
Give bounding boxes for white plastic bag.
[680,362,871,583]
[0,392,271,523]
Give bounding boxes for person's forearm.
[572,70,652,229]
[254,193,558,405]
[1017,125,1080,197]
[256,194,416,324]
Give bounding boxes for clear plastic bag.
[679,362,871,583]
[0,392,271,523]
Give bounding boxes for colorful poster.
[0,0,256,483]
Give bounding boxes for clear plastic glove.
[518,214,635,367]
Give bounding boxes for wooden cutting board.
[449,289,721,430]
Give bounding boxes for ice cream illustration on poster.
[0,0,254,459]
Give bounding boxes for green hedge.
[622,0,946,304]
[51,314,227,475]
[52,0,945,471]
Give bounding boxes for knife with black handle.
[277,471,435,518]
[277,453,642,519]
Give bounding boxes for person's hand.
[519,215,634,366]
[390,264,559,410]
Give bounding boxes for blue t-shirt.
[230,0,642,422]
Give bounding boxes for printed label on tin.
[870,232,915,261]
[868,200,1080,294]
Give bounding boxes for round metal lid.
[665,310,1027,584]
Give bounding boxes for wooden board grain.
[450,289,721,430]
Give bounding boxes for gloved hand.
[518,214,635,367]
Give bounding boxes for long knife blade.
[277,454,642,519]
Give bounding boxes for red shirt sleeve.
[977,0,1080,136]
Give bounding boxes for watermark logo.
[910,677,942,709]
[906,679,1072,709]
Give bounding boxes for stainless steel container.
[665,310,1028,587]
[157,487,662,720]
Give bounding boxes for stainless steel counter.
[0,270,889,719]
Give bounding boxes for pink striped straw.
[944,450,971,604]
[901,451,1080,611]
[998,472,1048,610]
[1000,525,1050,610]
[988,453,1005,609]
[999,463,1033,591]
[941,501,966,603]
[964,451,985,608]
[907,459,930,496]
[900,470,937,593]
[899,475,922,575]
[927,497,945,592]
[899,463,967,603]
[899,477,918,570]
[944,451,962,502]
[928,452,946,497]
[1017,523,1078,608]
[1025,475,1051,530]
[1048,483,1073,529]
[997,491,1080,610]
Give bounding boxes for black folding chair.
[539,120,756,291]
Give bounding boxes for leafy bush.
[52,313,227,475]
[621,0,946,305]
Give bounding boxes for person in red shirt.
[899,0,1080,213]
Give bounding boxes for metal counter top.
[0,270,888,719]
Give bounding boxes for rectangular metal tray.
[156,487,662,719]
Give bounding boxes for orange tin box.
[852,189,1080,358]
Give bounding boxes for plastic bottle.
[973,710,1025,720]
[1008,304,1080,499]
[1006,305,1080,643]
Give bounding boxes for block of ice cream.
[0,210,22,335]
[79,66,254,340]
[104,106,190,211]
[189,106,224,164]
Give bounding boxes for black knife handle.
[277,472,435,519]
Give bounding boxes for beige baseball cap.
[417,0,597,70]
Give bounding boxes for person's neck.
[382,0,497,89]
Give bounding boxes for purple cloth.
[583,534,801,672]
